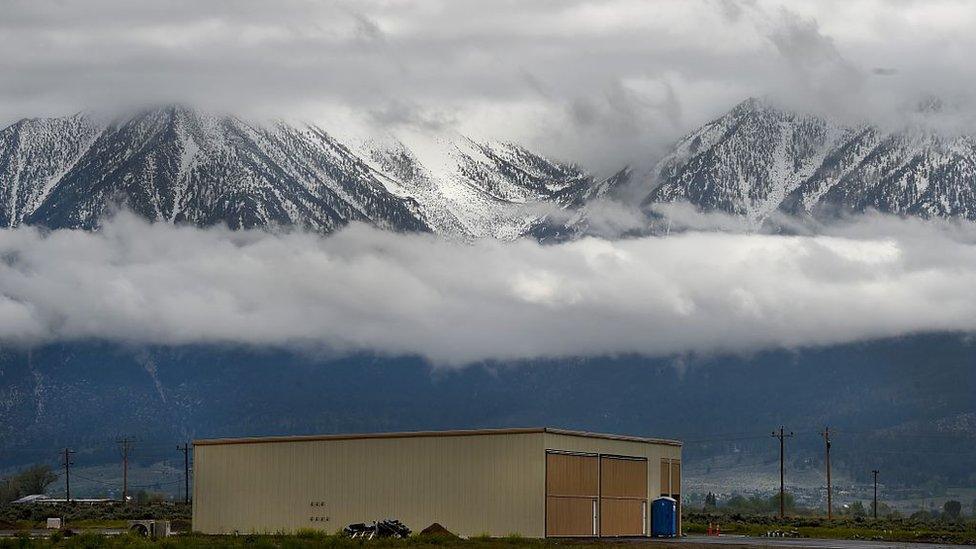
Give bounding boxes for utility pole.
[62,448,75,502]
[822,427,832,520]
[117,437,133,504]
[178,443,191,504]
[771,426,794,518]
[872,469,880,519]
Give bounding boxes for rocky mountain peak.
[644,98,976,223]
[0,107,619,238]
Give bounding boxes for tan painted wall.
[193,432,546,537]
[192,430,681,538]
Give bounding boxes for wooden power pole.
[771,426,794,518]
[117,437,133,503]
[62,448,75,502]
[178,443,191,504]
[872,469,880,519]
[822,427,832,520]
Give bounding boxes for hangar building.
[192,427,682,537]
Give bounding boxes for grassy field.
[2,524,976,549]
[1,507,975,547]
[0,532,579,549]
[683,513,976,545]
[0,503,190,532]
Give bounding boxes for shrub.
[294,528,330,540]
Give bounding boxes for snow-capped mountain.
[0,106,620,238]
[645,98,976,224]
[8,99,976,239]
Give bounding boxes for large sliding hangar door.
[545,451,648,537]
[545,452,598,536]
[599,455,648,536]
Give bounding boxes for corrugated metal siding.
[193,432,546,537]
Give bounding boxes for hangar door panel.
[600,456,647,536]
[660,459,671,494]
[600,499,644,536]
[661,458,682,535]
[546,453,598,536]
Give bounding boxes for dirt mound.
[419,523,458,538]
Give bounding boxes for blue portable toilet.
[651,497,677,537]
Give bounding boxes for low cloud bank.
[2,213,976,365]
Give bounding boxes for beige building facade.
[192,428,681,537]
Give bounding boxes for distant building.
[11,494,115,505]
[192,427,682,537]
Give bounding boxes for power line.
[0,425,957,455]
[7,426,969,455]
[684,434,777,444]
[0,440,195,454]
[831,429,975,440]
[68,471,185,488]
[130,479,184,489]
[70,472,117,487]
[851,449,976,456]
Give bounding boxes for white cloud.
[1,212,975,366]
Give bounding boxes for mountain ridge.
[5,99,976,239]
[0,106,623,239]
[644,97,976,224]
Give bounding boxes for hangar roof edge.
[194,427,682,447]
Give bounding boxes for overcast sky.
[3,0,976,172]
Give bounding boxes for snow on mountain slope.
[15,99,973,239]
[360,132,605,239]
[0,106,615,238]
[22,107,432,232]
[645,98,976,223]
[0,114,101,227]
